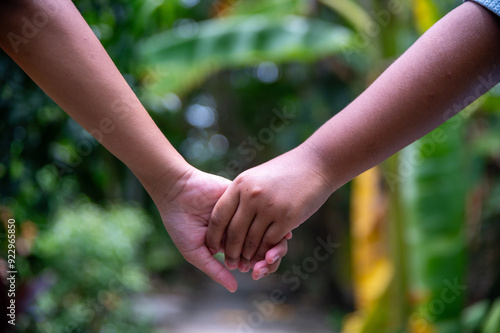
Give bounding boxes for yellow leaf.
[344,167,394,333]
[412,0,439,34]
[408,312,437,333]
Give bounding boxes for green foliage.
[225,0,304,17]
[141,14,353,94]
[482,299,500,333]
[462,298,500,333]
[27,201,153,333]
[321,0,372,33]
[401,120,468,331]
[2,0,500,332]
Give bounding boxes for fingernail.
[255,270,269,280]
[238,262,250,273]
[209,248,217,255]
[226,260,238,270]
[271,255,280,264]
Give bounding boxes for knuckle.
[224,253,239,262]
[235,173,264,199]
[209,214,225,228]
[241,255,252,263]
[211,265,227,282]
[226,231,244,245]
[262,239,276,250]
[244,238,258,249]
[248,186,263,198]
[262,234,280,250]
[242,246,257,261]
[252,249,266,262]
[235,172,249,185]
[266,200,275,209]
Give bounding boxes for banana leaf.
[139,15,354,94]
[483,299,500,333]
[401,120,468,333]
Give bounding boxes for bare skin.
[206,1,500,279]
[0,0,288,291]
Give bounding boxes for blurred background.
[1,0,500,332]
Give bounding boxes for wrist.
[134,155,194,205]
[296,140,337,194]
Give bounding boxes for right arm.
[206,1,500,277]
[304,1,500,193]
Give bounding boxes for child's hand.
[206,145,333,272]
[155,167,290,291]
[251,232,291,280]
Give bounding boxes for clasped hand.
[205,145,332,287]
[154,145,332,292]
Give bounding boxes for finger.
[251,256,282,280]
[224,205,256,270]
[265,237,288,265]
[240,232,289,273]
[252,259,272,280]
[206,184,240,255]
[240,214,273,269]
[188,246,238,293]
[251,236,288,279]
[251,223,287,265]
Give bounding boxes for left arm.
[0,0,286,291]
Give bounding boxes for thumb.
[188,247,238,293]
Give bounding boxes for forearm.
[0,0,190,197]
[303,2,500,191]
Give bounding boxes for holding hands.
[4,0,499,294]
[206,145,333,280]
[204,2,500,286]
[151,166,291,292]
[0,0,291,293]
[169,0,500,287]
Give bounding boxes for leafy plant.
[24,200,153,333]
[140,14,354,95]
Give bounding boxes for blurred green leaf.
[402,120,468,331]
[483,299,500,333]
[226,0,304,17]
[320,0,371,33]
[140,15,354,94]
[33,200,154,331]
[462,300,489,332]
